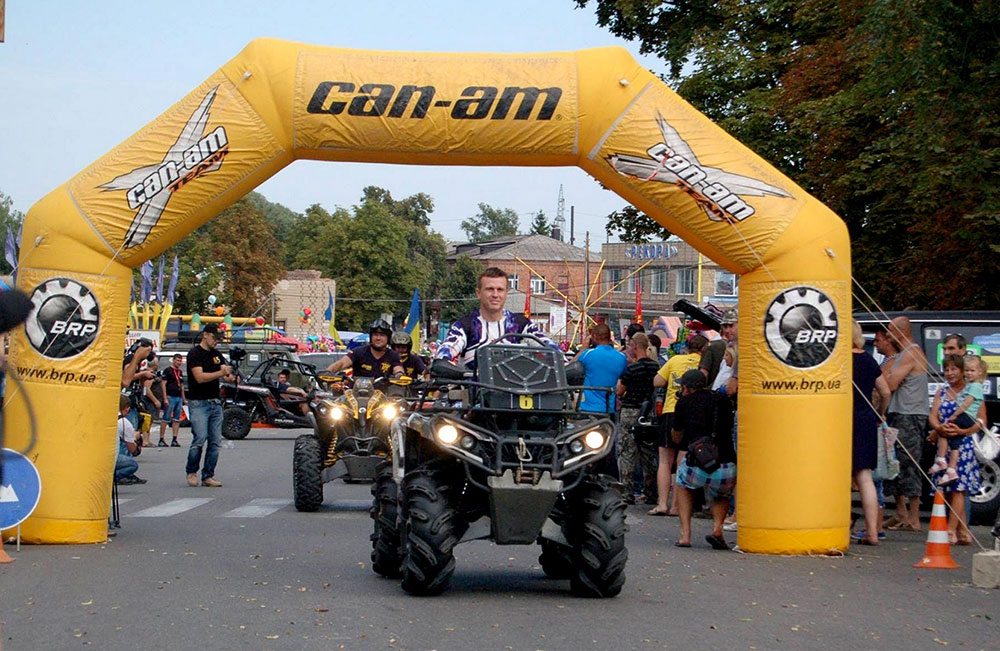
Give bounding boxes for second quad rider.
[327,319,405,378]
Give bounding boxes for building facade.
[599,239,738,317]
[272,270,337,341]
[448,234,592,306]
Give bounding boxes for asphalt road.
[1,428,997,651]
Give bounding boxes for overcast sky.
[1,1,670,247]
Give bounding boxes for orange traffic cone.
[913,490,959,569]
[0,544,13,564]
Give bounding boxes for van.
[854,310,1000,524]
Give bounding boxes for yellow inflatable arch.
[5,39,850,553]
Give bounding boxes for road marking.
[130,498,214,517]
[222,498,292,518]
[328,498,372,511]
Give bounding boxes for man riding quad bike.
[369,332,627,598]
[292,319,409,511]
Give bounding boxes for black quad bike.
[370,333,627,598]
[220,354,334,440]
[292,374,413,512]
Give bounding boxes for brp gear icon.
[25,278,100,360]
[764,286,838,369]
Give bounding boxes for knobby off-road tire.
[370,461,402,578]
[569,475,628,598]
[222,407,252,440]
[538,538,574,579]
[400,470,456,596]
[292,435,323,512]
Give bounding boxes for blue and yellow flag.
[325,288,343,345]
[403,288,421,352]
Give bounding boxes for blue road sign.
[1,448,42,530]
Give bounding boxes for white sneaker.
[723,521,738,532]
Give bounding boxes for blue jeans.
[115,453,138,480]
[186,399,223,480]
[164,395,184,423]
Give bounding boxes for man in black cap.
[185,324,234,487]
[669,369,736,550]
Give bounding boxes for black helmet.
[369,318,393,336]
[390,331,412,349]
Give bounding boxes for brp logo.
[25,278,100,359]
[764,286,837,369]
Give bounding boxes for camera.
[229,347,247,364]
[125,337,156,364]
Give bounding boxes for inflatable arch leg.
[5,40,850,553]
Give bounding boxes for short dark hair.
[687,334,708,352]
[278,369,291,377]
[591,323,612,342]
[478,267,509,288]
[648,333,661,349]
[119,395,130,411]
[942,353,965,371]
[625,322,645,339]
[172,354,182,360]
[944,333,966,349]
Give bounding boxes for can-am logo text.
[307,82,562,120]
[764,286,838,369]
[99,86,228,248]
[609,113,792,223]
[25,278,101,360]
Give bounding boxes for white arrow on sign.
[0,483,19,503]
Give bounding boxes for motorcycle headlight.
[381,404,399,420]
[583,429,605,450]
[436,424,459,445]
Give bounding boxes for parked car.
[855,310,1000,524]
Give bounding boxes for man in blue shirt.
[576,323,628,413]
[576,323,627,478]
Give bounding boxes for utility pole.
[570,205,575,246]
[583,231,590,344]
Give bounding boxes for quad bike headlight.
[436,424,459,445]
[329,407,345,421]
[583,429,605,450]
[381,404,399,420]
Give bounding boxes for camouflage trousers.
[617,407,658,501]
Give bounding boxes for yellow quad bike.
[292,374,414,512]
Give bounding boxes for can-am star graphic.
[608,113,791,223]
[99,87,229,248]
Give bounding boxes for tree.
[290,189,447,328]
[439,255,485,321]
[528,211,551,236]
[245,191,304,267]
[575,0,1000,309]
[0,191,24,274]
[604,205,671,243]
[164,198,285,315]
[460,204,519,242]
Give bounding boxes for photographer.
[121,338,156,430]
[115,395,146,485]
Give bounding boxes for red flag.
[635,277,643,323]
[524,283,532,320]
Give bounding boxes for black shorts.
[658,412,681,449]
